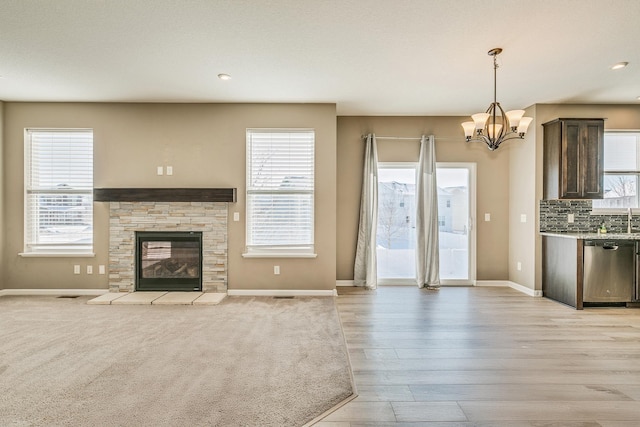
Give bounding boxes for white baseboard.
[227,289,338,297]
[509,281,543,297]
[0,288,108,297]
[474,280,509,287]
[336,280,355,287]
[475,280,543,297]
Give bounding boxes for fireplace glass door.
[136,231,202,291]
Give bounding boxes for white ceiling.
[1,0,639,116]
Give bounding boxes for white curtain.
[416,135,440,288]
[354,134,379,289]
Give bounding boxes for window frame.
[21,128,94,257]
[243,128,316,258]
[591,130,640,215]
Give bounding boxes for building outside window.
[23,129,93,254]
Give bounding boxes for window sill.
[242,252,317,259]
[591,208,639,215]
[19,252,96,258]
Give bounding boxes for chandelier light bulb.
[505,110,525,129]
[461,122,476,140]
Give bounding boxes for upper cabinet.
[543,118,604,200]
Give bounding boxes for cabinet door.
[543,118,604,200]
[581,121,604,198]
[561,121,582,199]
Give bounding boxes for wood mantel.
[94,188,237,203]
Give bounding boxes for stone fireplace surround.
[107,201,228,293]
[95,188,236,293]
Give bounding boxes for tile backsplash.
[539,199,640,233]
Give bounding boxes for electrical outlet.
[86,265,93,275]
[166,166,173,175]
[568,213,575,223]
[157,166,164,175]
[484,213,491,222]
[517,261,522,271]
[73,265,80,274]
[233,212,240,222]
[98,265,106,275]
[274,266,280,275]
[520,214,527,223]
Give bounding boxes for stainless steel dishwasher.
[583,240,635,304]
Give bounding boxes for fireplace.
[105,200,229,293]
[136,231,203,292]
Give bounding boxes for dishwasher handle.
[602,244,619,250]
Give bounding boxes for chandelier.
[461,48,532,151]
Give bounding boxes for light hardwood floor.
[317,286,640,427]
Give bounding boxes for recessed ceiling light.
[611,62,629,70]
[217,73,231,81]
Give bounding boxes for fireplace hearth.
[136,231,203,291]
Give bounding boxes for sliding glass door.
[376,162,476,285]
[376,164,417,282]
[436,163,476,284]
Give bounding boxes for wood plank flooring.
[316,286,640,426]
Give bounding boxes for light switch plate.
[520,214,527,223]
[233,212,240,222]
[484,213,491,222]
[86,265,93,275]
[166,166,173,175]
[98,265,106,275]
[156,166,163,175]
[274,266,280,275]
[73,265,80,274]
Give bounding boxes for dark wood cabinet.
[542,235,584,309]
[543,118,604,199]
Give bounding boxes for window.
[592,131,640,210]
[23,129,93,255]
[245,129,315,257]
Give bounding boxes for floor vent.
[273,296,295,299]
[57,295,80,299]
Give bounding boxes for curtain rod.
[360,135,456,141]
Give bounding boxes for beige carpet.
[0,295,354,426]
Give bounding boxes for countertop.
[540,231,640,240]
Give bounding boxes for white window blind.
[246,129,314,255]
[24,129,94,254]
[593,132,640,210]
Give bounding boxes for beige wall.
[0,101,4,289]
[337,116,510,282]
[508,105,538,289]
[508,104,640,291]
[3,102,337,291]
[11,101,637,292]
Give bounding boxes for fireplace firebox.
[135,231,203,291]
